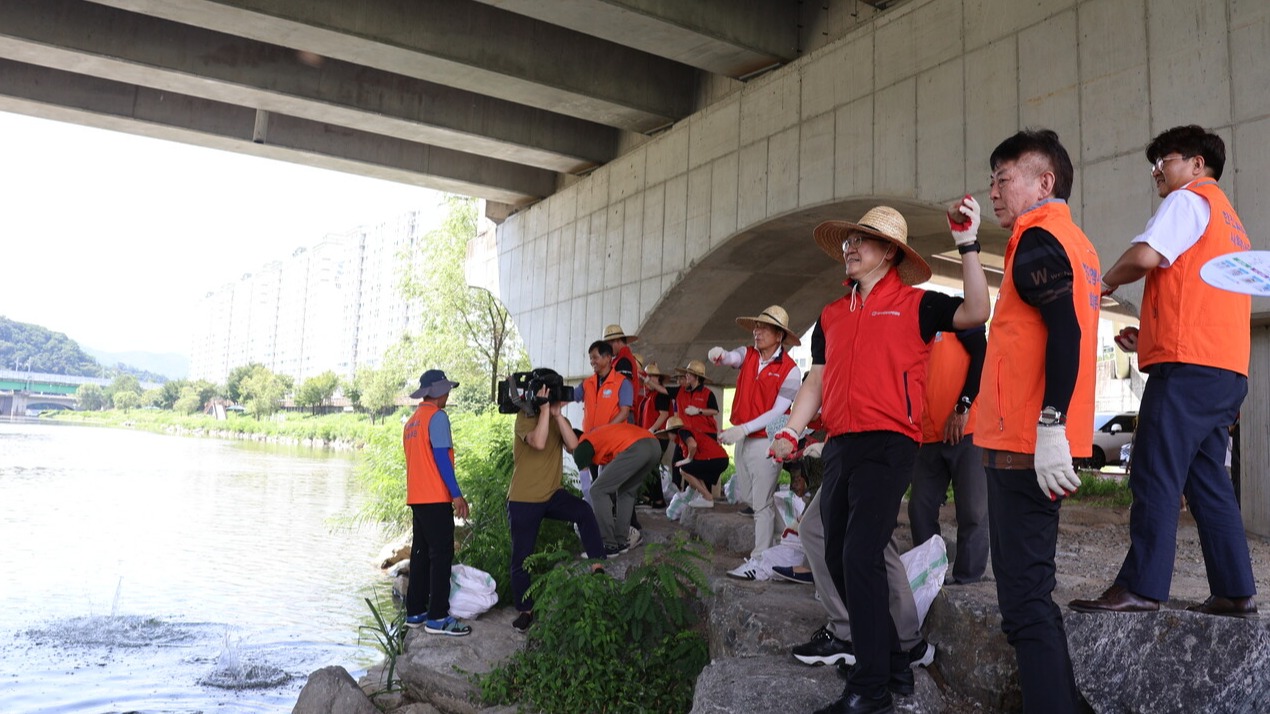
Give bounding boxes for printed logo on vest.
[871,310,902,317]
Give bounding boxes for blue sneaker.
[404,613,427,629]
[424,615,472,637]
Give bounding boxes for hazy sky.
[0,110,445,356]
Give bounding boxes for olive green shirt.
[509,411,565,503]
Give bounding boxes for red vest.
[819,270,929,441]
[675,386,717,435]
[1138,180,1250,376]
[582,368,627,433]
[730,346,796,438]
[639,392,664,429]
[614,344,646,421]
[676,428,727,461]
[580,422,656,465]
[920,332,977,444]
[975,200,1100,456]
[403,402,454,504]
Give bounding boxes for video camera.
[497,368,573,417]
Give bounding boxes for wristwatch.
[1038,406,1065,427]
[953,396,972,416]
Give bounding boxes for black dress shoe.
[1069,585,1160,613]
[835,663,913,696]
[813,690,894,714]
[1187,595,1259,619]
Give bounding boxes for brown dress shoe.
[1186,596,1259,619]
[1069,585,1160,613]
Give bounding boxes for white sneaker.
[727,558,760,580]
[688,493,714,508]
[627,526,643,549]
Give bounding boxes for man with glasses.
[1072,125,1257,619]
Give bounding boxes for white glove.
[948,195,981,247]
[674,457,692,467]
[719,425,748,445]
[802,442,824,459]
[707,346,726,365]
[1034,425,1081,500]
[684,405,701,416]
[768,427,799,461]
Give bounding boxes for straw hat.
[643,361,666,378]
[812,206,932,286]
[735,305,802,347]
[675,359,710,382]
[655,415,686,435]
[602,324,638,343]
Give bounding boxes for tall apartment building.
[189,211,432,384]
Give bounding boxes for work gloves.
[1035,425,1081,500]
[707,346,726,365]
[948,195,981,248]
[719,425,748,445]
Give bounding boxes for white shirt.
[1130,181,1211,268]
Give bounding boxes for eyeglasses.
[841,235,867,252]
[1151,155,1190,174]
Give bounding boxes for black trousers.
[406,502,456,621]
[985,468,1080,713]
[820,431,915,697]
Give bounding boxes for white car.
[1081,412,1137,469]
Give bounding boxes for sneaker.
[792,625,856,666]
[604,543,629,557]
[688,493,715,508]
[771,565,814,585]
[726,558,760,580]
[627,526,643,549]
[739,506,755,516]
[404,613,427,629]
[907,639,935,668]
[423,615,472,637]
[511,611,534,633]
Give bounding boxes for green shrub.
[479,538,711,714]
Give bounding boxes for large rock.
[293,666,379,714]
[396,608,524,714]
[681,503,761,556]
[922,583,1022,711]
[705,578,826,659]
[1067,610,1270,714]
[690,655,945,714]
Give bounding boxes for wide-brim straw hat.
[735,305,802,347]
[602,323,638,343]
[675,359,710,382]
[813,206,932,286]
[643,361,666,377]
[655,415,686,435]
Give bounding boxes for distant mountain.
[84,347,189,381]
[0,317,101,377]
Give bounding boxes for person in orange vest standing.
[574,340,633,433]
[769,203,989,714]
[708,305,802,576]
[402,369,472,636]
[1072,125,1257,619]
[907,327,989,585]
[970,130,1100,714]
[604,324,645,422]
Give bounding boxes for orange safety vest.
[730,346,796,438]
[975,200,1100,457]
[920,332,977,444]
[818,270,929,441]
[675,428,728,461]
[582,368,628,433]
[579,422,656,465]
[403,402,455,504]
[1138,180,1251,376]
[675,385,717,435]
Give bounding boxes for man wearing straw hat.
[604,324,646,422]
[708,305,802,571]
[770,204,988,714]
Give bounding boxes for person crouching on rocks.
[657,416,727,509]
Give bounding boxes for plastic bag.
[722,476,738,504]
[449,564,498,619]
[900,535,948,626]
[659,464,679,501]
[665,489,693,521]
[772,487,805,529]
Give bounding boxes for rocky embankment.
[294,499,1270,714]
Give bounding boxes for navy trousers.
[406,502,456,621]
[1114,362,1254,601]
[507,489,606,611]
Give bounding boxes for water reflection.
[0,422,385,713]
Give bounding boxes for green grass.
[1069,469,1133,507]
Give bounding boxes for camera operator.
[506,368,607,633]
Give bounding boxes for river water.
[0,421,388,713]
